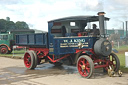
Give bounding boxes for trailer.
[16,12,120,78]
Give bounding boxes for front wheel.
[77,55,94,79]
[0,46,9,54]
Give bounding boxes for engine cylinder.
[94,38,112,56]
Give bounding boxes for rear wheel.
[31,50,38,68]
[77,55,94,79]
[24,51,37,69]
[0,46,8,54]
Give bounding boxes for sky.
[0,0,128,31]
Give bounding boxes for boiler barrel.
[94,38,112,56]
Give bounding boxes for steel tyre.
[77,55,94,79]
[31,50,38,68]
[24,51,36,69]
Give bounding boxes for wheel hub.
[81,65,86,70]
[28,57,31,62]
[1,48,7,53]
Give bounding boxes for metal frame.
[28,47,110,69]
[29,48,71,63]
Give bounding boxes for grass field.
[114,45,128,73]
[0,49,26,59]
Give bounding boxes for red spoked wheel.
[0,46,8,54]
[108,53,120,72]
[77,55,94,79]
[24,51,37,69]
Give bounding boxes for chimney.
[6,17,10,21]
[123,22,124,37]
[97,12,105,37]
[126,21,127,37]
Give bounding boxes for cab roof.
[48,16,109,22]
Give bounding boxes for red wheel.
[0,46,8,54]
[24,51,36,69]
[77,55,94,78]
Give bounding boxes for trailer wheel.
[24,51,36,69]
[0,46,8,54]
[77,55,94,79]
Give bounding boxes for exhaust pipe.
[97,12,105,37]
[126,21,127,37]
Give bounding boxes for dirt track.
[0,57,128,85]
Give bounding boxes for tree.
[0,19,6,30]
[15,21,29,29]
[0,18,29,31]
[109,34,120,42]
[6,21,15,30]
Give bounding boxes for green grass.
[114,45,128,73]
[114,45,128,51]
[0,50,26,58]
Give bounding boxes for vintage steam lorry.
[16,12,120,78]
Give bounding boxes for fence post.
[125,52,128,68]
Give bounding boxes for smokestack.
[126,21,127,37]
[97,12,105,37]
[6,17,10,21]
[123,22,124,37]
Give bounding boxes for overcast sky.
[0,0,128,31]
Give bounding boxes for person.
[61,26,67,37]
[92,24,100,35]
[93,24,97,30]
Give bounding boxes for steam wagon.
[16,12,120,78]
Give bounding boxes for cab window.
[0,35,8,40]
[3,35,8,40]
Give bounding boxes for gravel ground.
[0,57,128,85]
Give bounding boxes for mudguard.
[112,48,118,53]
